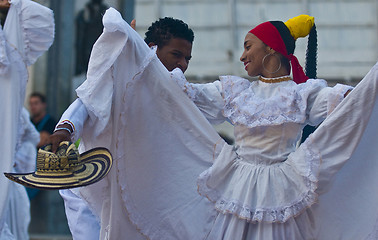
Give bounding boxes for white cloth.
[0,0,54,237]
[64,8,378,240]
[14,108,39,173]
[0,182,31,240]
[60,189,100,240]
[57,98,88,142]
[58,100,98,240]
[173,72,352,223]
[1,108,39,240]
[0,108,39,240]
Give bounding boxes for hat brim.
[4,147,112,190]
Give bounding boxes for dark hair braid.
[305,24,317,79]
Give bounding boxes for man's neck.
[32,113,46,123]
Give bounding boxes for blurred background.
[24,0,377,239]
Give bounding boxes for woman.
[60,9,378,240]
[171,15,359,239]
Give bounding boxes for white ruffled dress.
[73,8,378,240]
[0,0,54,239]
[173,72,352,239]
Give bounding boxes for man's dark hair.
[144,17,194,48]
[30,92,46,103]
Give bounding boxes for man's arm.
[49,99,89,152]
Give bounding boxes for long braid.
[305,24,318,79]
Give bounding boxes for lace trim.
[221,76,327,128]
[197,136,321,223]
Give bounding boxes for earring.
[262,53,282,74]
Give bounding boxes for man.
[50,16,194,240]
[29,93,56,148]
[0,0,54,238]
[51,16,194,149]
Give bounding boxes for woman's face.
[240,33,270,77]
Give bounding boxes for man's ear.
[148,42,157,48]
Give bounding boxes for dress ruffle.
[8,0,54,66]
[221,76,328,128]
[197,135,321,223]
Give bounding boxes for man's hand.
[0,0,10,9]
[48,123,72,153]
[38,131,51,148]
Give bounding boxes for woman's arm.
[171,69,226,124]
[307,82,353,126]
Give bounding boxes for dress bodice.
[234,122,303,164]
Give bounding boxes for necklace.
[258,75,292,83]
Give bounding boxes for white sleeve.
[3,0,54,66]
[171,69,226,124]
[307,83,353,126]
[57,99,89,142]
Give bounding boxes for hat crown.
[37,142,80,172]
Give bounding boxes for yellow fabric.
[284,15,314,40]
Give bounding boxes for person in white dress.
[49,9,378,240]
[2,108,39,240]
[0,0,54,238]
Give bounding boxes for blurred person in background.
[75,0,108,76]
[29,92,57,148]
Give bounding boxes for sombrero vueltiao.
[4,141,112,190]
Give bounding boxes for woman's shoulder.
[297,78,328,89]
[219,75,251,98]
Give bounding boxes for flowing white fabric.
[60,189,101,240]
[74,8,378,240]
[14,108,39,173]
[0,0,54,235]
[1,108,39,240]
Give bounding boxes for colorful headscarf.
[249,15,316,84]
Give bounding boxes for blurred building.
[133,0,377,139]
[134,0,377,85]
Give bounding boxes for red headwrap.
[249,22,309,84]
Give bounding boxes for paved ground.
[30,235,72,240]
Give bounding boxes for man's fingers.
[48,131,71,153]
[51,140,59,153]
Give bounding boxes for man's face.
[29,96,46,118]
[155,37,192,73]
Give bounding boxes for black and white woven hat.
[4,141,112,190]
